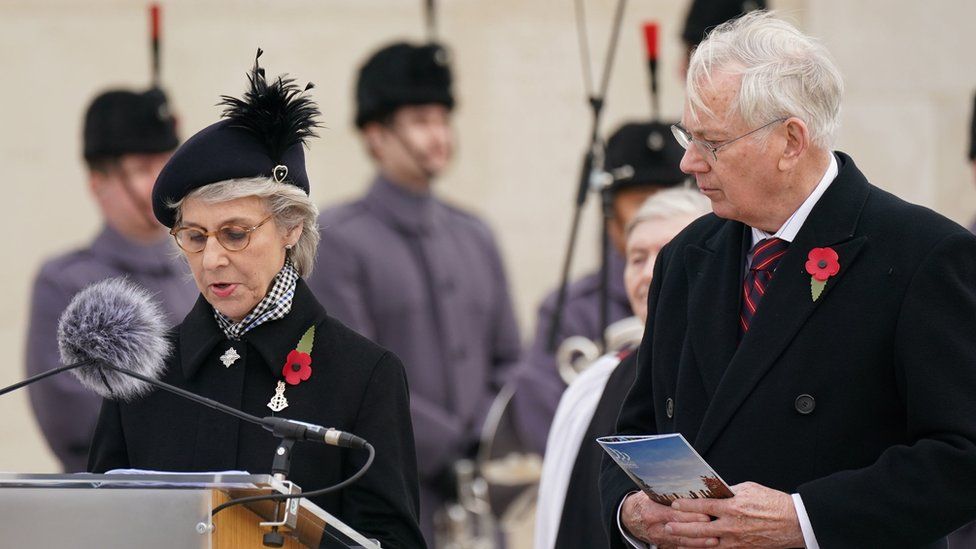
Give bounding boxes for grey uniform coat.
[307,176,521,539]
[26,226,197,471]
[510,250,632,454]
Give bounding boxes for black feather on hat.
[219,51,320,164]
[152,49,321,228]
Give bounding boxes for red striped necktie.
[740,237,789,337]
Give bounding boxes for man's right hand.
[621,492,717,548]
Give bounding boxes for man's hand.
[664,482,805,548]
[621,491,715,548]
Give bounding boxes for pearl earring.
[285,244,293,250]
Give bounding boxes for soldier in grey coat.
[25,88,197,472]
[509,121,688,455]
[306,42,521,544]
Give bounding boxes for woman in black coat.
[88,52,425,548]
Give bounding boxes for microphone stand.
[424,0,437,41]
[0,361,96,398]
[149,4,161,87]
[547,0,628,353]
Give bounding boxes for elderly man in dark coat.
[26,88,196,472]
[306,42,521,543]
[601,11,976,549]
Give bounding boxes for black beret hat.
[83,87,179,163]
[355,41,454,128]
[682,0,767,48]
[605,121,687,193]
[152,50,320,228]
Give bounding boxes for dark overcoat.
[601,152,976,548]
[89,280,426,548]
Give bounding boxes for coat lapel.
[176,280,328,469]
[245,279,328,380]
[693,153,873,455]
[685,221,749,398]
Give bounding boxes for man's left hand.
[664,482,805,548]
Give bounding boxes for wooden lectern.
[0,473,381,548]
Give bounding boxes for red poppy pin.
[282,326,315,385]
[805,247,840,301]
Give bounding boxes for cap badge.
[646,131,665,152]
[273,165,289,182]
[434,47,449,66]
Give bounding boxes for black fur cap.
[355,41,454,128]
[604,121,688,193]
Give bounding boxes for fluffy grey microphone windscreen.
[57,277,171,401]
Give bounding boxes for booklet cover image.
[598,433,734,505]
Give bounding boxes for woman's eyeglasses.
[170,215,273,253]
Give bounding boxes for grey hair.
[686,10,844,149]
[170,178,320,277]
[626,187,712,237]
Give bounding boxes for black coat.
[600,152,976,548]
[89,280,426,548]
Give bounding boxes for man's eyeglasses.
[671,117,788,162]
[170,215,274,253]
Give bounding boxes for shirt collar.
[363,174,436,235]
[751,152,839,247]
[213,259,299,340]
[179,278,327,381]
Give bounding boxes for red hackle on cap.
[643,22,658,61]
[150,4,160,41]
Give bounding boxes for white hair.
[686,10,844,149]
[626,187,712,237]
[170,178,320,277]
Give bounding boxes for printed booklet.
[598,433,734,505]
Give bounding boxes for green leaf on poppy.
[296,325,315,354]
[811,277,827,301]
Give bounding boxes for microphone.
[57,277,170,401]
[263,417,369,450]
[28,276,364,450]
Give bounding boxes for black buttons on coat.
[794,394,816,415]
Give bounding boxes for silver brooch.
[267,381,289,412]
[219,347,241,368]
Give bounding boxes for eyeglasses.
[671,117,788,162]
[170,215,274,253]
